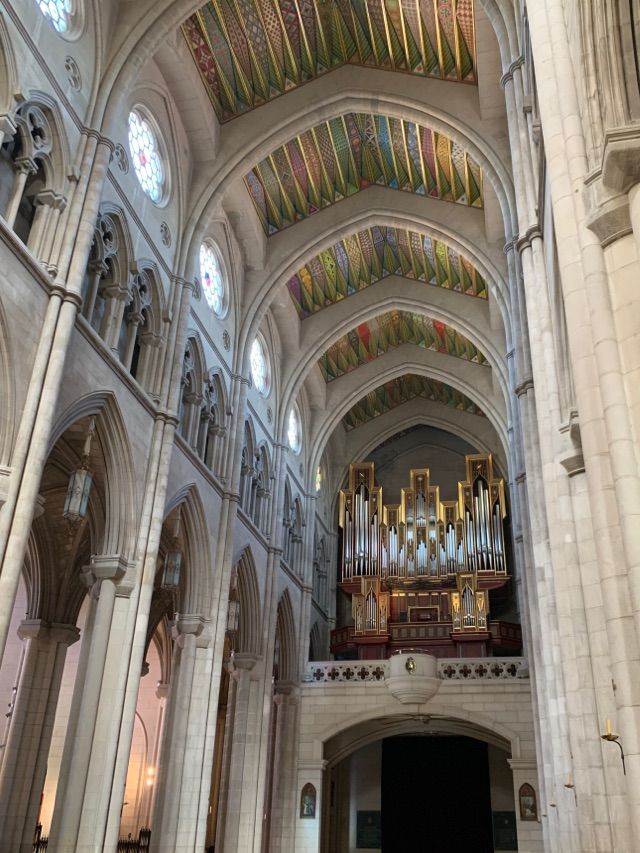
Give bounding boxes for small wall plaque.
[300,782,316,819]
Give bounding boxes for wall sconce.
[601,719,626,774]
[161,513,182,590]
[63,418,95,523]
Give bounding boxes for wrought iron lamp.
[63,418,95,524]
[161,513,182,591]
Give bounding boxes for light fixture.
[63,418,95,523]
[161,513,182,590]
[601,719,626,774]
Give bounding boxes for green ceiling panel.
[287,225,487,318]
[245,113,483,234]
[184,0,477,123]
[342,373,485,430]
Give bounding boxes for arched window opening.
[250,335,270,396]
[82,214,119,330]
[178,340,201,447]
[0,104,56,250]
[118,271,159,390]
[37,0,74,33]
[128,110,166,204]
[199,241,227,317]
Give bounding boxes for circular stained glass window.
[199,242,226,317]
[287,407,301,454]
[315,465,322,492]
[250,336,269,396]
[128,110,165,204]
[38,0,74,32]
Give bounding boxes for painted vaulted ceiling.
[342,373,485,430]
[245,113,483,234]
[318,310,488,382]
[184,0,477,123]
[287,225,487,318]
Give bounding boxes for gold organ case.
[332,454,520,660]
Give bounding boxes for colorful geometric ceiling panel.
[183,1,477,123]
[287,225,487,318]
[245,113,483,235]
[318,310,488,382]
[342,373,485,430]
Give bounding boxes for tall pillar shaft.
[0,620,78,853]
[151,616,212,853]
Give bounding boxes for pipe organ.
[333,454,519,659]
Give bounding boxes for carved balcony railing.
[303,657,528,684]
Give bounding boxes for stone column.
[47,555,133,852]
[0,620,78,853]
[0,134,113,665]
[267,684,299,853]
[4,159,35,229]
[150,615,212,852]
[220,653,261,853]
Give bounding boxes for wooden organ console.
[332,454,521,660]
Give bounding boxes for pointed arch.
[275,589,297,683]
[0,13,17,113]
[49,392,138,560]
[309,621,323,663]
[235,547,261,657]
[164,483,213,616]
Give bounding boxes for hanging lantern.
[161,546,182,591]
[63,418,95,523]
[226,598,239,635]
[63,466,93,523]
[161,511,182,591]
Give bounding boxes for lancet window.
[116,269,162,393]
[0,103,58,250]
[282,487,303,574]
[312,535,328,611]
[177,340,227,478]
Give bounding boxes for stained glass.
[128,111,164,203]
[315,465,323,493]
[287,407,301,453]
[38,0,73,33]
[199,243,225,316]
[250,337,269,396]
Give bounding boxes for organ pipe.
[339,455,508,601]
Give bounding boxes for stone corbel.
[585,191,632,248]
[35,189,67,212]
[558,410,584,477]
[600,126,640,194]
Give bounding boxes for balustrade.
[303,657,527,684]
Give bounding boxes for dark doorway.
[381,735,493,853]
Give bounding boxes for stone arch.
[318,704,523,768]
[309,621,323,664]
[235,547,261,658]
[11,94,70,195]
[178,333,206,445]
[0,12,18,113]
[0,289,15,466]
[163,483,212,617]
[48,392,138,561]
[308,355,508,473]
[275,589,297,683]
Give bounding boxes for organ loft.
[332,454,522,660]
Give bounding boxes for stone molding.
[17,618,80,646]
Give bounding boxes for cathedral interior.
[0,1,639,852]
